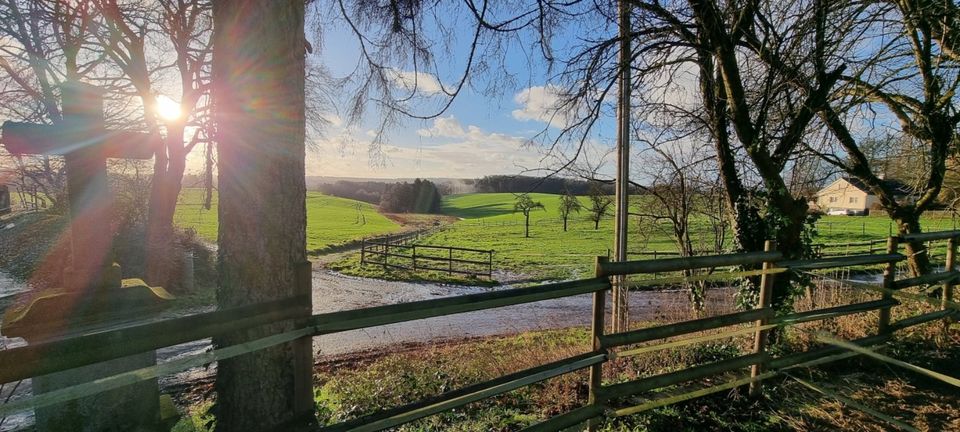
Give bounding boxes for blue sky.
[300,8,619,180]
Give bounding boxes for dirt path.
[309,268,735,355]
[0,266,733,431]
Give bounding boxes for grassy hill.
[427,193,679,280]
[335,192,960,283]
[174,188,402,252]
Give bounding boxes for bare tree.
[557,188,582,232]
[774,0,960,276]
[631,143,702,259]
[587,182,613,230]
[0,0,217,288]
[630,139,725,313]
[0,0,101,212]
[513,193,545,238]
[91,0,213,289]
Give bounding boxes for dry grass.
[773,330,960,432]
[168,279,960,431]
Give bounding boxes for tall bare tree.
[0,0,101,212]
[558,189,582,232]
[768,0,960,275]
[631,141,715,259]
[93,0,213,288]
[631,139,726,313]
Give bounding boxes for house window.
[829,197,837,203]
[849,197,858,204]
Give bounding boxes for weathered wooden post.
[588,256,609,431]
[412,245,418,272]
[384,240,390,270]
[293,261,314,421]
[360,238,366,266]
[878,236,899,334]
[749,240,776,398]
[0,184,10,215]
[0,81,170,432]
[488,250,493,279]
[448,247,454,275]
[942,235,957,333]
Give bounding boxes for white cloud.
[390,70,445,96]
[511,85,585,129]
[322,113,344,128]
[304,116,558,178]
[416,116,465,138]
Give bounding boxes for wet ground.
[0,267,733,430]
[0,272,26,317]
[309,269,734,355]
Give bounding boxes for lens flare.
[155,95,182,121]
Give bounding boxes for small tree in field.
[514,194,545,238]
[587,183,613,230]
[558,190,582,232]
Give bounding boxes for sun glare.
[155,95,182,121]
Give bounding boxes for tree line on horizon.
[319,178,442,214]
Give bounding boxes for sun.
[155,95,182,121]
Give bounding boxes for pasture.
[174,188,402,252]
[339,193,960,282]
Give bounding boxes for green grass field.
[333,192,960,282]
[174,189,402,252]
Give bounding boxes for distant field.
[336,192,960,282]
[174,188,402,252]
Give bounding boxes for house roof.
[841,177,915,196]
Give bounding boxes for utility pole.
[612,0,631,333]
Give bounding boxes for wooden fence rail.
[360,235,494,279]
[2,232,959,431]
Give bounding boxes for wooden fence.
[360,232,493,279]
[813,238,888,257]
[632,237,945,261]
[1,231,958,431]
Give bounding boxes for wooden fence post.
[942,236,957,332]
[488,250,493,279]
[384,241,390,271]
[749,240,776,398]
[293,261,314,419]
[878,236,899,334]
[412,245,417,272]
[588,256,609,431]
[360,238,366,266]
[448,248,453,276]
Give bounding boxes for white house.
[814,177,915,215]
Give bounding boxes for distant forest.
[473,175,612,195]
[317,180,387,205]
[318,179,442,214]
[313,175,611,214]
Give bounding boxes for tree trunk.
[211,2,312,431]
[524,214,530,237]
[895,211,932,277]
[563,216,568,232]
[145,129,186,292]
[594,218,600,230]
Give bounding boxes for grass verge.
[174,189,403,253]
